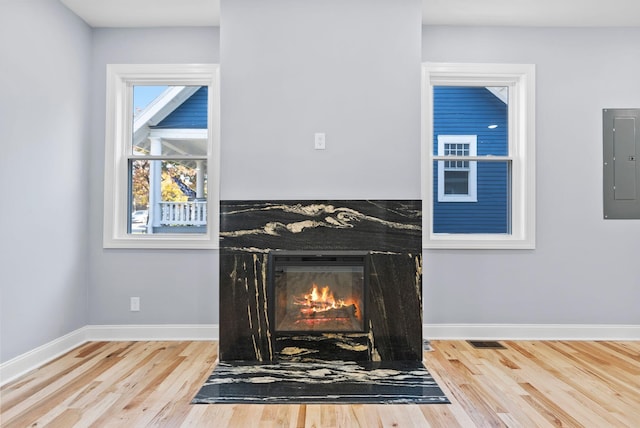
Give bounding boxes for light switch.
[314,133,326,150]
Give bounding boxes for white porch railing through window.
[159,200,207,226]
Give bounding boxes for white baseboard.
[423,323,640,341]
[0,326,90,387]
[3,323,638,387]
[87,324,219,341]
[0,324,219,387]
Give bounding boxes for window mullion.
[128,155,209,161]
[432,155,511,162]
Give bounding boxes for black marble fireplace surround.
[219,200,423,363]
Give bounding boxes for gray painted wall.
[87,0,421,327]
[220,0,422,200]
[0,0,92,362]
[422,26,640,325]
[87,28,220,325]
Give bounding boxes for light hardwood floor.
[1,340,639,427]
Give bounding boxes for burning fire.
[293,283,361,319]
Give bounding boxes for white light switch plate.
[314,133,326,150]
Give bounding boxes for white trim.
[0,324,640,386]
[3,323,638,387]
[103,64,220,249]
[486,86,508,104]
[423,324,640,341]
[422,62,536,249]
[0,327,90,387]
[87,324,219,341]
[0,324,219,387]
[148,128,208,140]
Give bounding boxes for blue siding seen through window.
[433,86,510,234]
[153,87,208,129]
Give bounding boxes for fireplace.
[200,200,451,404]
[218,200,423,362]
[270,252,367,333]
[197,201,452,404]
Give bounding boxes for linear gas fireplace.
[270,252,367,334]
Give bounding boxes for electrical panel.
[603,109,640,219]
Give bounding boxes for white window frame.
[437,135,477,203]
[103,64,220,249]
[422,63,535,249]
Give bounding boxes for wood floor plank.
[512,341,640,426]
[0,341,113,412]
[2,340,639,427]
[1,344,127,427]
[418,357,476,427]
[259,403,303,428]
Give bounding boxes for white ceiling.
[60,0,220,28]
[60,0,640,28]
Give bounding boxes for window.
[104,64,220,249]
[438,135,477,202]
[422,63,535,249]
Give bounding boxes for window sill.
[103,233,219,250]
[423,234,535,250]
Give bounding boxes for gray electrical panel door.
[603,109,640,219]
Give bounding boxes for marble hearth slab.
[191,360,449,404]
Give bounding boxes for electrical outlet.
[130,297,140,312]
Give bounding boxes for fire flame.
[294,283,361,319]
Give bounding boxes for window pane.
[434,161,510,234]
[433,86,508,156]
[444,171,469,195]
[129,159,207,234]
[133,85,167,113]
[444,143,469,156]
[132,85,208,156]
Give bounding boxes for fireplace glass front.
[270,252,367,333]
